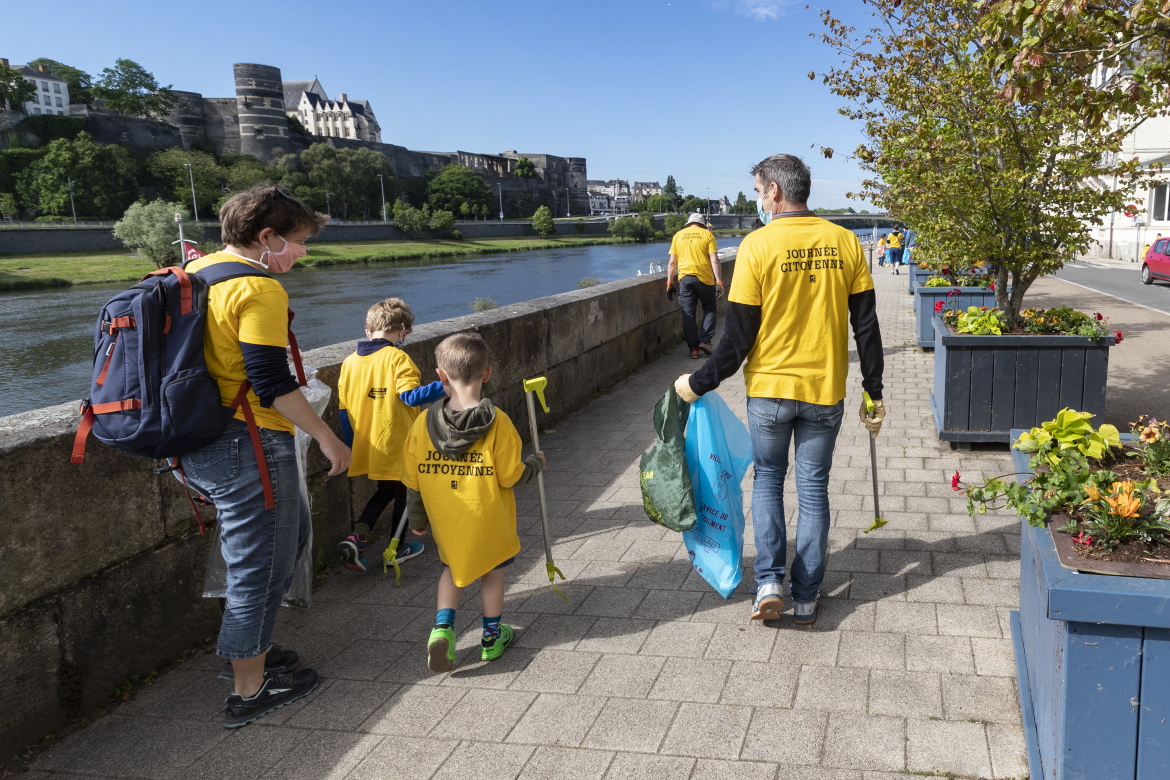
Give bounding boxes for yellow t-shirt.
[402,408,525,587]
[669,225,718,285]
[887,231,902,248]
[185,252,294,433]
[339,345,422,481]
[729,216,875,405]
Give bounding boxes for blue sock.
[482,615,501,641]
[436,608,456,628]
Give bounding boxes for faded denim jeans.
[181,419,309,659]
[746,397,844,603]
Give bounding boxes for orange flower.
[1105,481,1141,518]
[1082,483,1101,503]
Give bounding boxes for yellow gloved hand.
[860,398,886,438]
[674,374,698,403]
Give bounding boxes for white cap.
[686,212,706,226]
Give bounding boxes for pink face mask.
[259,235,307,273]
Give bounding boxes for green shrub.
[470,296,498,312]
[664,214,686,237]
[532,205,555,237]
[577,277,601,288]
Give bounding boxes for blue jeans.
[888,247,903,266]
[181,419,309,659]
[746,397,844,603]
[677,275,716,349]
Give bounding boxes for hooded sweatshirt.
[403,396,543,586]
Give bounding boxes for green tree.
[459,201,471,220]
[392,200,429,234]
[286,114,310,136]
[662,175,682,205]
[531,205,555,237]
[818,0,1161,327]
[92,59,178,120]
[147,149,225,217]
[730,191,754,215]
[300,144,395,219]
[643,193,675,213]
[426,164,493,214]
[610,215,651,243]
[429,209,455,233]
[0,192,18,218]
[679,195,706,214]
[663,214,686,237]
[515,156,536,179]
[27,58,94,105]
[17,132,138,218]
[113,200,204,268]
[0,64,37,110]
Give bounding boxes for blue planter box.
[912,286,997,348]
[907,264,933,293]
[1010,434,1170,780]
[930,318,1115,443]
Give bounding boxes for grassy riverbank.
[0,235,630,291]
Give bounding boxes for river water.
[0,240,743,418]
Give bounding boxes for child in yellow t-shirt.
[404,332,545,673]
[337,299,446,572]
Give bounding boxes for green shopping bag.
[639,384,697,532]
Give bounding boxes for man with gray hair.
[675,153,885,626]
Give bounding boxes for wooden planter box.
[907,265,933,293]
[912,286,997,348]
[930,318,1115,443]
[1010,434,1170,779]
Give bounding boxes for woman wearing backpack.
[181,185,351,728]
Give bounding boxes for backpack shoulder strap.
[189,259,273,287]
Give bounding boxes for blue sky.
[3,0,876,208]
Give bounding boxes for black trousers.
[355,480,407,541]
[678,275,717,349]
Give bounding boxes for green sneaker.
[480,623,514,661]
[427,626,457,673]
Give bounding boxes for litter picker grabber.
[862,391,887,534]
[382,507,412,584]
[523,376,569,601]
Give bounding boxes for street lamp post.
[67,177,77,223]
[326,192,331,217]
[377,174,387,222]
[184,163,199,222]
[565,186,569,218]
[497,183,504,222]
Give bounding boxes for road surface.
[1055,260,1170,314]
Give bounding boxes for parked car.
[1142,237,1170,284]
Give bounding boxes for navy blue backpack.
[71,263,306,530]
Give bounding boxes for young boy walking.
[403,332,545,672]
[337,298,446,571]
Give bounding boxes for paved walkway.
[27,268,1027,779]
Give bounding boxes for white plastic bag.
[202,365,332,608]
[681,392,753,598]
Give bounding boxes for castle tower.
[234,63,291,161]
[169,91,206,150]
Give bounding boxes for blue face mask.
[756,197,773,225]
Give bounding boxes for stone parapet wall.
[0,256,734,760]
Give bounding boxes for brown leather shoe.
[698,343,713,355]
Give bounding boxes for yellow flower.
[1141,425,1161,444]
[1082,483,1101,503]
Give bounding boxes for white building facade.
[1,61,69,115]
[283,79,381,143]
[632,181,662,201]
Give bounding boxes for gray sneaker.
[793,597,820,625]
[750,583,784,621]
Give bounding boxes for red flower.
[935,301,945,313]
[989,281,995,291]
[1073,531,1094,546]
[948,288,962,297]
[951,471,961,491]
[1094,312,1103,321]
[1115,330,1124,344]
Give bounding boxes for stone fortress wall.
[170,63,591,216]
[0,257,735,761]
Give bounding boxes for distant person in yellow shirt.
[674,154,885,627]
[336,298,446,572]
[666,213,724,359]
[886,227,904,274]
[404,333,545,673]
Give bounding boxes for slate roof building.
[283,78,381,142]
[0,60,69,115]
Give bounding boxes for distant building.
[710,196,731,215]
[283,79,381,143]
[0,60,69,115]
[632,181,662,201]
[587,180,631,214]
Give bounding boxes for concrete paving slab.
[582,697,679,753]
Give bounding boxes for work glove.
[715,282,724,300]
[666,282,676,302]
[860,398,886,438]
[674,374,699,403]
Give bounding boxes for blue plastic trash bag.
[682,392,753,598]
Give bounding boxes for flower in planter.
[935,300,945,313]
[1140,424,1161,444]
[1130,416,1170,477]
[1115,330,1124,343]
[951,471,961,490]
[989,281,995,291]
[1072,530,1094,546]
[1105,481,1142,519]
[1094,313,1104,321]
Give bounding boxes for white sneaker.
[793,597,820,625]
[750,583,784,621]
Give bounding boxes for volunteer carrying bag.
[682,392,753,598]
[639,385,697,532]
